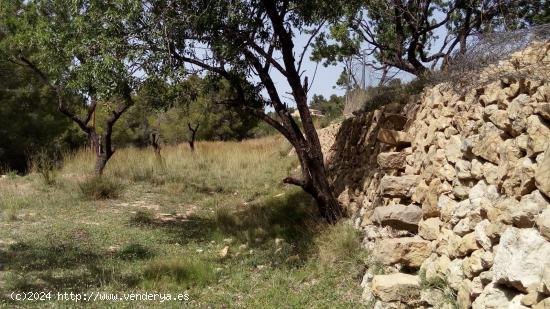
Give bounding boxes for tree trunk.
[306,160,343,223]
[188,122,199,152]
[94,153,109,176]
[151,133,162,161]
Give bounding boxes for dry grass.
[62,136,294,200]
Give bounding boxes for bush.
[79,177,123,200]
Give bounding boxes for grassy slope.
[0,136,367,308]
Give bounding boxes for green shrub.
[79,177,123,200]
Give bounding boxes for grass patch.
[317,222,364,269]
[79,177,123,200]
[143,258,215,287]
[0,192,31,221]
[117,243,154,261]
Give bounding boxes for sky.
[268,32,346,106]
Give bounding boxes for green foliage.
[79,177,123,200]
[95,75,263,147]
[0,60,86,173]
[309,94,344,126]
[314,0,548,76]
[360,78,427,112]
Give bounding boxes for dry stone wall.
[323,41,550,308]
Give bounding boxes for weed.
[0,193,30,221]
[79,177,123,200]
[419,270,458,308]
[29,150,58,186]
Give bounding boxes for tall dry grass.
[61,136,296,199]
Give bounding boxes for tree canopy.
[312,0,549,77]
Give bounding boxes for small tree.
[0,0,146,175]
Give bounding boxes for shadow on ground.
[129,190,324,263]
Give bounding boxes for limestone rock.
[457,279,472,309]
[472,282,523,309]
[372,204,422,232]
[527,115,550,156]
[536,145,550,198]
[493,227,550,292]
[472,123,505,164]
[377,152,407,170]
[371,273,420,302]
[474,219,493,250]
[377,129,412,146]
[445,135,463,163]
[418,217,442,240]
[511,190,549,228]
[463,249,493,278]
[456,160,473,179]
[373,237,431,268]
[537,208,550,241]
[379,175,419,198]
[457,232,480,257]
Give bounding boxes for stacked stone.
[329,42,550,308]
